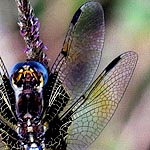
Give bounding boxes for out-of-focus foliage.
[115,0,150,32]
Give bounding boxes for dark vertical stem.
[15,0,49,67]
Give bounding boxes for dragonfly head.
[10,61,48,91]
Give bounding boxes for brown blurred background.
[0,0,150,150]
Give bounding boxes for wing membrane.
[0,57,18,149]
[64,51,138,150]
[50,2,105,102]
[0,57,17,129]
[0,123,20,150]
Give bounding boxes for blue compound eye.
[10,61,48,87]
[27,61,48,85]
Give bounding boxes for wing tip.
[120,51,138,67]
[121,51,138,61]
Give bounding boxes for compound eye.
[28,61,48,85]
[10,61,48,89]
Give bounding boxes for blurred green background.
[0,0,150,150]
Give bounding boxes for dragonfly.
[0,0,138,150]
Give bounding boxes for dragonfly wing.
[0,125,21,150]
[0,57,17,127]
[0,57,19,149]
[63,51,138,150]
[50,2,105,102]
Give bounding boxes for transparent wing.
[0,57,17,128]
[50,2,105,102]
[0,126,21,150]
[61,51,138,150]
[0,57,18,149]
